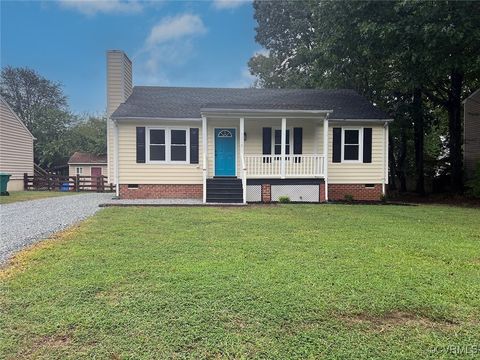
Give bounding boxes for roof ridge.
[133,85,358,93]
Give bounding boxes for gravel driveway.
[0,193,112,265]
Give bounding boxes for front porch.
[201,112,330,203]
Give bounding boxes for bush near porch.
[1,205,479,359]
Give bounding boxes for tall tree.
[249,0,480,194]
[0,66,73,167]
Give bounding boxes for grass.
[0,191,78,204]
[1,204,479,359]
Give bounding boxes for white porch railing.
[244,154,325,178]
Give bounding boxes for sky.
[1,0,261,114]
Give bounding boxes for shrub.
[344,194,354,202]
[467,161,480,198]
[278,195,291,203]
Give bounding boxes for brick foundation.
[261,184,271,203]
[319,183,326,202]
[119,184,202,199]
[328,183,383,201]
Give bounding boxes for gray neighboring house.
[464,88,480,180]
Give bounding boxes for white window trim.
[146,126,190,164]
[272,127,293,155]
[341,127,363,163]
[76,167,83,174]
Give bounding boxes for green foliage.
[344,194,354,202]
[250,1,480,193]
[0,67,107,168]
[467,162,480,198]
[278,195,291,203]
[1,205,480,358]
[67,115,107,156]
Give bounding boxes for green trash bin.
[0,173,12,196]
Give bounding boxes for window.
[147,128,189,163]
[170,129,187,161]
[76,167,83,174]
[342,128,361,161]
[273,129,291,155]
[149,129,166,161]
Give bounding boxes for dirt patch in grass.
[0,224,84,278]
[339,311,460,332]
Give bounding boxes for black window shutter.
[332,127,341,163]
[136,127,146,163]
[293,127,302,163]
[363,128,372,163]
[190,128,199,164]
[262,127,272,163]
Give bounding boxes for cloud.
[146,13,206,47]
[58,0,143,15]
[135,13,207,85]
[212,0,250,10]
[228,67,257,88]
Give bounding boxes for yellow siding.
[68,165,108,177]
[328,123,386,184]
[207,118,325,176]
[118,121,203,184]
[0,98,34,181]
[107,50,132,183]
[115,117,386,184]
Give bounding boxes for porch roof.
[111,86,390,121]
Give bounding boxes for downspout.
[382,121,389,196]
[114,119,120,197]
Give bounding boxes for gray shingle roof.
[111,86,389,120]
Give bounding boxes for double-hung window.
[273,129,291,157]
[149,129,166,161]
[148,128,189,163]
[342,128,362,162]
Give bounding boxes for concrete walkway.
[0,193,112,264]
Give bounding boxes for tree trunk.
[413,88,425,195]
[397,127,407,193]
[448,69,464,194]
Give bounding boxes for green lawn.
[1,205,479,359]
[0,191,78,204]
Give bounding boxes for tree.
[0,66,73,167]
[249,0,480,194]
[0,66,67,130]
[67,114,107,156]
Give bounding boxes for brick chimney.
[106,50,132,183]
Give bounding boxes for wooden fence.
[24,173,114,192]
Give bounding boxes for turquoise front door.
[215,128,236,176]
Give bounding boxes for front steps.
[206,178,243,203]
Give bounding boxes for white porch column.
[240,117,246,204]
[202,115,207,203]
[323,116,329,201]
[281,117,286,179]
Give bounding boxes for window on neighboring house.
[343,128,361,161]
[148,128,189,163]
[273,129,291,155]
[76,167,83,174]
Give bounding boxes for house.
[464,88,480,180]
[107,50,391,203]
[0,96,35,191]
[68,151,107,178]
